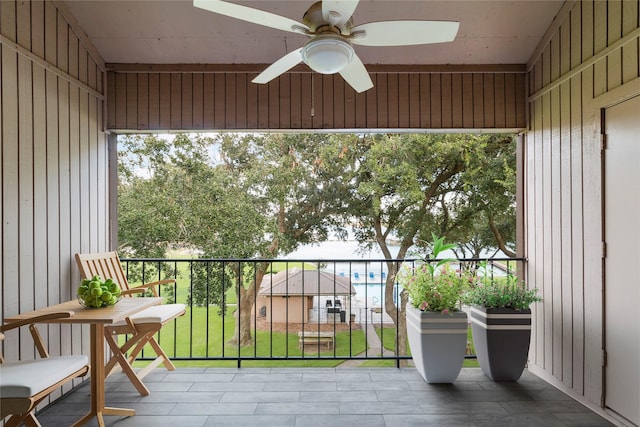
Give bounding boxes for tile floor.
[36,367,616,427]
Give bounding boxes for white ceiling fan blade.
[351,20,459,46]
[339,54,373,93]
[252,48,304,84]
[322,0,359,28]
[193,0,309,35]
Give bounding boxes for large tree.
[118,132,517,348]
[215,133,366,344]
[334,133,517,359]
[118,133,352,345]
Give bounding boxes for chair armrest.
[121,288,148,296]
[1,312,75,359]
[129,279,176,297]
[0,312,74,332]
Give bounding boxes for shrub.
[400,234,468,314]
[462,270,541,310]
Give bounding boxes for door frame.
[601,94,640,426]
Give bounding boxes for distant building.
[257,267,356,324]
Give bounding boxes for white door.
[605,95,640,426]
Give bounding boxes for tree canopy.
[118,132,517,347]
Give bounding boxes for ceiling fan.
[193,0,459,93]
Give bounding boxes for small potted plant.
[462,263,542,381]
[401,234,469,383]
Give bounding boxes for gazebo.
[257,268,356,324]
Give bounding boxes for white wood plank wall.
[0,0,107,410]
[525,0,640,413]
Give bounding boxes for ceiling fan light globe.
[302,36,354,74]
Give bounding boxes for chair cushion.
[111,303,186,327]
[0,355,89,398]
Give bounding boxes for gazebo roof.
[259,268,355,296]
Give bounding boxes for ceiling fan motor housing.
[303,1,353,35]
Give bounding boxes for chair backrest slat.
[75,251,131,291]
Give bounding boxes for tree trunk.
[228,264,268,346]
[384,263,409,366]
[488,215,516,257]
[228,285,255,346]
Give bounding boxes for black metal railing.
[120,256,525,367]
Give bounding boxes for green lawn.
[132,305,367,367]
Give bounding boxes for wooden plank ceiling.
[59,0,564,131]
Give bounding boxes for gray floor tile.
[300,372,342,382]
[171,402,258,415]
[339,401,425,415]
[383,414,472,426]
[554,412,619,426]
[409,380,484,391]
[295,414,386,427]
[471,413,569,427]
[337,380,411,391]
[33,367,617,427]
[190,381,265,392]
[500,400,596,414]
[270,367,332,374]
[221,391,300,403]
[160,372,235,383]
[38,402,92,417]
[451,389,537,402]
[300,390,378,402]
[113,415,209,426]
[369,370,424,382]
[266,380,337,392]
[142,391,224,402]
[478,379,551,391]
[529,389,579,401]
[255,402,340,415]
[421,400,508,415]
[375,389,454,403]
[35,415,102,427]
[123,402,176,415]
[203,367,271,374]
[205,415,297,426]
[143,382,194,392]
[234,373,303,382]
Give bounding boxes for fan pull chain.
[310,72,315,117]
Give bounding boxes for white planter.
[406,305,468,383]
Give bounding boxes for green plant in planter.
[401,234,469,383]
[462,262,542,381]
[401,234,468,314]
[462,262,541,310]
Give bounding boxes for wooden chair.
[1,312,90,427]
[75,251,186,396]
